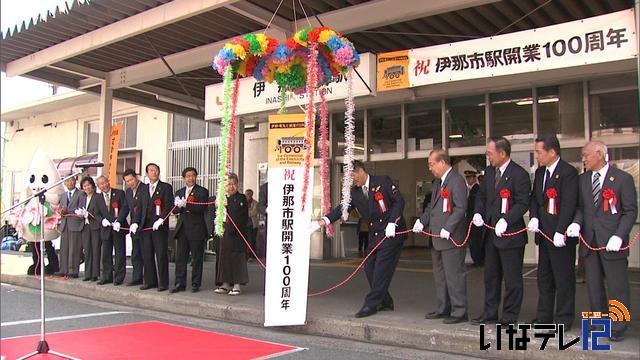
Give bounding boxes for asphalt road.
[0,283,479,359]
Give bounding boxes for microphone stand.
[3,170,84,360]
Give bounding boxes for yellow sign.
[108,123,122,185]
[376,50,410,92]
[268,114,311,168]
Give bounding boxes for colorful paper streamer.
[341,67,355,221]
[319,88,332,236]
[214,67,234,236]
[301,42,318,212]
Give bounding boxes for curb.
[2,274,637,360]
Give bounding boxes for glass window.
[172,114,189,141]
[445,95,485,148]
[491,89,533,144]
[333,110,364,157]
[590,90,639,137]
[407,100,441,151]
[208,122,220,138]
[85,121,99,153]
[189,118,206,140]
[369,105,401,154]
[538,83,584,139]
[124,115,137,148]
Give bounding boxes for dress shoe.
[114,281,123,286]
[471,316,498,325]
[355,306,377,318]
[91,277,98,281]
[170,286,185,294]
[610,331,625,342]
[69,273,79,279]
[157,287,168,292]
[191,287,200,293]
[53,272,67,277]
[377,303,394,311]
[140,284,156,290]
[443,315,468,324]
[82,277,92,281]
[126,280,143,287]
[425,311,449,319]
[499,319,517,326]
[97,279,112,285]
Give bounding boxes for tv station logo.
[479,300,630,351]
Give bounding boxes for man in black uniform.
[471,137,531,325]
[527,135,579,330]
[312,160,407,318]
[97,175,129,285]
[465,170,484,266]
[140,163,174,291]
[171,167,209,293]
[124,169,147,286]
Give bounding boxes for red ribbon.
[374,192,387,213]
[500,189,511,212]
[546,188,557,215]
[112,201,119,217]
[441,188,452,212]
[602,188,616,212]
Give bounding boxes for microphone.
[75,161,105,169]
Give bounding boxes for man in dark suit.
[171,167,209,293]
[96,175,129,285]
[471,137,531,325]
[55,175,83,278]
[312,160,407,318]
[465,170,484,266]
[140,163,174,292]
[527,135,578,329]
[567,140,637,341]
[124,169,147,286]
[413,149,468,324]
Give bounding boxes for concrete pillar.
[97,81,113,176]
[233,122,245,188]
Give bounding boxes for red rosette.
[112,201,119,209]
[374,191,387,213]
[499,189,511,199]
[602,188,616,212]
[374,192,384,201]
[545,188,558,199]
[441,188,450,199]
[154,199,161,206]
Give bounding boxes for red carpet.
[1,321,303,359]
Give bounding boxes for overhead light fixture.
[538,97,559,104]
[15,128,24,133]
[448,134,463,139]
[43,123,53,127]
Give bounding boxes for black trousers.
[101,231,126,283]
[468,226,485,265]
[482,237,525,322]
[536,240,576,327]
[363,235,404,308]
[82,228,101,280]
[584,251,630,333]
[30,240,59,274]
[358,231,369,252]
[142,230,169,288]
[130,233,144,283]
[174,233,205,288]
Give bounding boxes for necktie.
[494,169,502,189]
[592,172,601,207]
[67,191,71,203]
[544,169,551,191]
[150,183,156,197]
[363,185,369,199]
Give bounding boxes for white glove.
[527,217,539,233]
[152,218,164,231]
[472,213,484,227]
[566,223,581,237]
[495,218,508,237]
[112,221,121,232]
[440,228,450,240]
[265,207,268,214]
[412,219,424,233]
[129,223,139,234]
[125,233,132,243]
[81,208,89,218]
[553,232,566,247]
[174,196,187,208]
[385,223,396,238]
[308,221,321,234]
[74,208,83,216]
[606,235,623,252]
[101,218,111,227]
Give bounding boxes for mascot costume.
[10,149,63,275]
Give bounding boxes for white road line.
[522,267,538,278]
[1,311,129,327]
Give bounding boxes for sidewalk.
[1,250,638,359]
